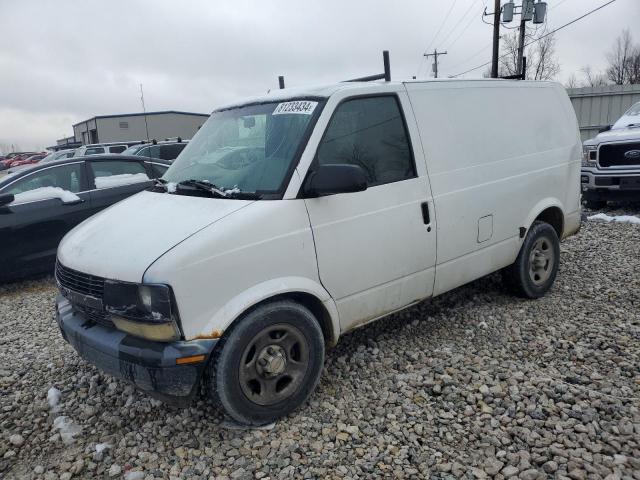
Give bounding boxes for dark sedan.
[0,155,170,282]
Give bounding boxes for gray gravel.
[1,205,639,479]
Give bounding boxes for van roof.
[216,78,556,111]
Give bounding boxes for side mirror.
[598,125,612,133]
[303,164,367,198]
[0,193,14,207]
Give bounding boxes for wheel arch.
[192,277,340,347]
[524,199,565,239]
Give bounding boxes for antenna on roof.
[344,50,391,82]
[140,84,150,142]
[278,76,285,89]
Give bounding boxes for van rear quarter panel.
[405,81,581,294]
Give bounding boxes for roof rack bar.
[383,50,390,81]
[278,76,285,89]
[345,73,386,82]
[344,50,391,82]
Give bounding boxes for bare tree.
[529,35,560,80]
[498,32,560,80]
[606,29,635,85]
[498,32,521,77]
[581,66,608,87]
[565,73,579,89]
[626,45,640,84]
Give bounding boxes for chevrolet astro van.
[55,79,581,425]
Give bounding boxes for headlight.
[582,146,597,167]
[103,281,181,341]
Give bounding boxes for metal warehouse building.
[71,110,209,145]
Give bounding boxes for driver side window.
[316,96,415,187]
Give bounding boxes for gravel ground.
[1,205,639,480]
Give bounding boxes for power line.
[450,0,618,78]
[438,0,480,49]
[447,42,492,71]
[417,0,459,76]
[445,0,489,51]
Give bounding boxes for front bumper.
[580,168,640,200]
[56,295,217,406]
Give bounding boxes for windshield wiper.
[150,178,168,192]
[176,179,229,198]
[226,191,262,200]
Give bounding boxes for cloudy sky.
[1,0,637,151]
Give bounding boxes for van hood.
[57,190,252,282]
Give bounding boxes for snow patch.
[94,173,149,189]
[11,187,80,205]
[95,442,112,454]
[220,419,275,431]
[587,213,640,225]
[52,416,82,445]
[224,185,241,195]
[124,471,145,480]
[47,387,61,411]
[166,182,177,193]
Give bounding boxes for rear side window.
[91,160,148,178]
[316,96,415,187]
[84,147,105,155]
[4,163,84,195]
[148,162,169,177]
[159,143,186,160]
[108,145,127,154]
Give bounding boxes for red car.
[0,152,39,170]
[8,153,47,168]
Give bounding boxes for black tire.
[584,198,606,210]
[207,300,325,425]
[502,221,560,299]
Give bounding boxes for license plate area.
[619,177,640,190]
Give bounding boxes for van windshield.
[163,100,321,196]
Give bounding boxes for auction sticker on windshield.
[273,101,318,115]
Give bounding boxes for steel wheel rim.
[238,323,309,406]
[528,236,555,286]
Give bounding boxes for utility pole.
[424,49,447,78]
[516,7,527,77]
[494,0,546,79]
[491,0,501,78]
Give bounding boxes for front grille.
[74,304,113,327]
[598,142,640,168]
[55,261,105,299]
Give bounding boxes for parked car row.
[0,138,188,173]
[0,152,47,170]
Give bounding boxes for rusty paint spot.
[194,329,223,340]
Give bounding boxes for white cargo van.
[55,79,581,425]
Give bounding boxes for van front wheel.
[207,300,325,425]
[502,221,560,299]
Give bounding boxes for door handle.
[421,201,432,232]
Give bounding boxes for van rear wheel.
[207,300,325,425]
[502,221,560,299]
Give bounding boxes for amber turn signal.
[175,354,206,365]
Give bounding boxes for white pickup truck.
[581,101,640,208]
[55,79,582,425]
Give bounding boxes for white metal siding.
[568,84,640,142]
